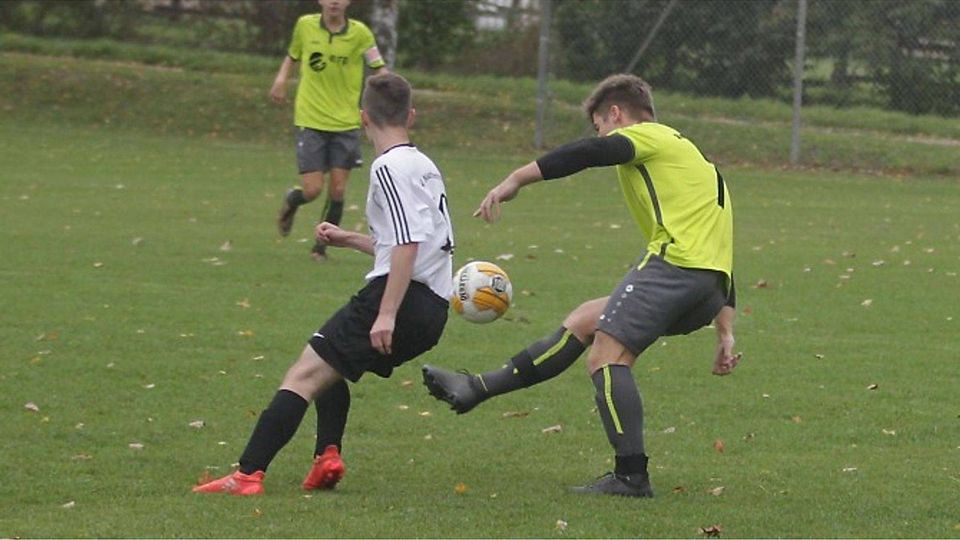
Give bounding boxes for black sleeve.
[536,134,635,180]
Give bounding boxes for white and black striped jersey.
[365,143,454,300]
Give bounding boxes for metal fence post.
[534,0,552,150]
[790,0,808,165]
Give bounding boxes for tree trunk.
[370,0,399,69]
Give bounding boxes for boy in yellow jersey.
[423,74,741,498]
[272,0,387,261]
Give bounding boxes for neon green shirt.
[287,15,385,131]
[611,122,733,278]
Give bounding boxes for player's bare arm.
[269,56,298,104]
[711,305,741,376]
[371,243,418,355]
[316,222,374,255]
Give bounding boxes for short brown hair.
[362,72,412,127]
[582,74,656,121]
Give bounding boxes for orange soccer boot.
[192,470,264,496]
[302,445,346,490]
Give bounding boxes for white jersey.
[365,144,454,300]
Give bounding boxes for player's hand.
[712,334,742,376]
[316,222,346,246]
[474,177,520,223]
[369,313,395,355]
[269,80,287,104]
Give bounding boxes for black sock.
[287,188,309,207]
[314,380,350,456]
[591,364,647,473]
[238,389,309,474]
[478,327,585,397]
[323,198,344,226]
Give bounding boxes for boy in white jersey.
[194,72,453,496]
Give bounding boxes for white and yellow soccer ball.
[451,261,513,323]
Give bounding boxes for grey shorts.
[296,127,362,174]
[597,254,729,356]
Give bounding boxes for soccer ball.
[451,261,513,323]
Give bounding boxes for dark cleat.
[421,364,485,414]
[571,472,654,498]
[311,240,328,262]
[277,189,298,237]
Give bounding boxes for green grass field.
[1,49,959,538]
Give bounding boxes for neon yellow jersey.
[610,122,733,279]
[288,15,385,131]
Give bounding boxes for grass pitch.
[1,52,959,538]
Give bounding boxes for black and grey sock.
[478,327,585,397]
[591,364,647,474]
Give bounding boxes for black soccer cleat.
[570,472,654,498]
[421,364,485,414]
[311,240,328,262]
[277,189,298,237]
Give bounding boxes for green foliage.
[396,0,476,70]
[554,0,795,97]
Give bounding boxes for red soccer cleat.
[192,470,264,495]
[302,445,346,490]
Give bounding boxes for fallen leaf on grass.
[713,439,725,453]
[236,298,251,308]
[454,482,468,495]
[72,454,93,461]
[861,299,873,307]
[699,524,723,537]
[237,329,254,337]
[24,402,40,412]
[708,486,725,496]
[671,486,686,494]
[882,429,896,436]
[418,411,432,417]
[791,416,803,424]
[252,508,263,518]
[867,383,879,390]
[93,262,104,268]
[502,411,530,418]
[541,424,562,434]
[751,279,769,289]
[61,501,76,509]
[219,240,233,252]
[842,467,858,473]
[555,519,568,533]
[128,442,144,450]
[495,253,514,261]
[189,420,205,429]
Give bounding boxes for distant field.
[1,49,959,538]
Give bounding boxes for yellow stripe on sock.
[512,330,574,374]
[533,330,573,366]
[603,365,624,435]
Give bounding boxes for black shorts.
[597,254,730,356]
[296,127,362,174]
[309,276,449,382]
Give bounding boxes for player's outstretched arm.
[711,305,742,376]
[474,162,543,222]
[316,222,374,255]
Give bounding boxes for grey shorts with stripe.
[597,254,729,356]
[296,127,362,174]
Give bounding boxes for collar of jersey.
[381,143,416,156]
[319,15,350,37]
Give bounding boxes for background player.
[272,0,387,261]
